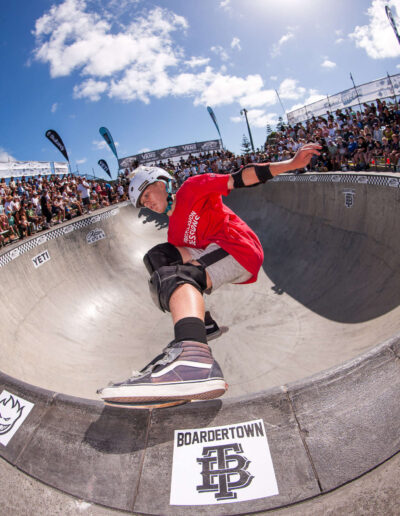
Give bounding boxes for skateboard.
[104,399,190,410]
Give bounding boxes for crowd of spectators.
[0,174,127,247]
[262,98,400,172]
[149,98,400,184]
[1,98,398,248]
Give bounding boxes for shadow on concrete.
[83,400,223,454]
[138,208,168,229]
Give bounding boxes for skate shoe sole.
[206,328,222,341]
[98,379,227,403]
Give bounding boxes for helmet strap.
[163,180,174,214]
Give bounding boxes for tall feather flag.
[98,159,112,179]
[99,127,118,160]
[207,106,223,146]
[386,5,400,46]
[45,129,70,162]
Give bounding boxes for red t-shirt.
[168,173,263,284]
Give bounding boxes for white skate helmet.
[128,166,172,208]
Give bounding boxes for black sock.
[174,317,207,344]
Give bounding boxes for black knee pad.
[149,263,208,312]
[143,242,183,275]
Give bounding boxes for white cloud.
[306,89,326,104]
[289,90,326,112]
[278,78,306,100]
[270,31,294,58]
[34,1,188,102]
[32,1,296,112]
[239,89,277,108]
[220,0,231,10]
[231,37,241,51]
[0,148,16,162]
[92,139,119,151]
[335,38,344,44]
[51,102,58,113]
[185,56,210,68]
[321,59,336,69]
[210,45,229,62]
[270,75,278,81]
[349,0,400,59]
[73,79,108,101]
[231,110,279,128]
[76,158,87,164]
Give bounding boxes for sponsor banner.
[0,390,34,446]
[118,139,222,169]
[32,249,50,268]
[0,161,68,179]
[170,419,278,505]
[287,73,400,125]
[86,228,106,244]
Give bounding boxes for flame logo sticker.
[0,391,34,447]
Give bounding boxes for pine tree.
[241,134,251,154]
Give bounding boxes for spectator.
[77,177,91,213]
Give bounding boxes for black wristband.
[253,164,273,183]
[232,163,273,188]
[231,169,246,188]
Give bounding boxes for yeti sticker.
[0,391,34,446]
[86,229,106,244]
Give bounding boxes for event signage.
[99,127,118,160]
[45,129,70,162]
[287,73,400,124]
[170,419,278,505]
[98,159,112,179]
[118,139,222,169]
[0,161,68,179]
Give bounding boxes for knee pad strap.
[149,263,208,312]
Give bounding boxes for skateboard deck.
[104,399,189,410]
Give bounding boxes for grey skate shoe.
[97,340,227,403]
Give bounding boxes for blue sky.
[1,0,400,179]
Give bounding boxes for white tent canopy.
[0,161,69,179]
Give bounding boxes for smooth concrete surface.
[1,174,400,400]
[0,172,399,514]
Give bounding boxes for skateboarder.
[98,143,321,404]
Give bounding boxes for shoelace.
[130,342,181,379]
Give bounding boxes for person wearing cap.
[97,143,321,404]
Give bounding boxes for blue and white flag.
[207,106,222,142]
[99,127,118,160]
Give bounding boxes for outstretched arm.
[227,143,321,190]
